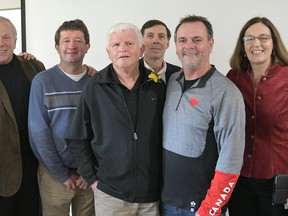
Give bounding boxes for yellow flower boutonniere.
[148,71,161,83]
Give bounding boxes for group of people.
[0,13,288,216]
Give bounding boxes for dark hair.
[174,15,213,42]
[54,19,90,45]
[141,19,171,40]
[230,17,288,71]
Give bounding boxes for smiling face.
[55,30,90,67]
[107,29,144,71]
[143,25,169,61]
[0,20,16,65]
[244,23,273,67]
[175,21,213,72]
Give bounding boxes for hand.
[76,176,89,189]
[195,213,200,216]
[90,180,98,192]
[70,172,79,182]
[84,64,98,76]
[63,177,76,192]
[18,52,36,60]
[284,198,288,209]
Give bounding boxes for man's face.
[107,29,144,71]
[55,30,90,66]
[0,20,16,65]
[175,22,213,71]
[143,25,169,61]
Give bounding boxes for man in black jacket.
[66,23,166,216]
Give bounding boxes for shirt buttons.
[263,77,267,81]
[251,135,254,139]
[248,154,253,159]
[251,115,255,119]
[257,96,262,100]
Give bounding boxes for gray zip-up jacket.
[162,66,245,212]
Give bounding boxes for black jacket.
[67,64,166,203]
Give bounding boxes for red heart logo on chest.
[190,97,199,106]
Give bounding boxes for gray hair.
[0,16,17,40]
[106,23,143,49]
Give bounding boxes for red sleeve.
[197,170,239,216]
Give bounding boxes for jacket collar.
[176,65,216,88]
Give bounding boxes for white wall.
[0,0,20,10]
[25,0,288,74]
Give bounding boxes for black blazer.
[139,58,181,83]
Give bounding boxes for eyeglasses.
[242,34,272,44]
